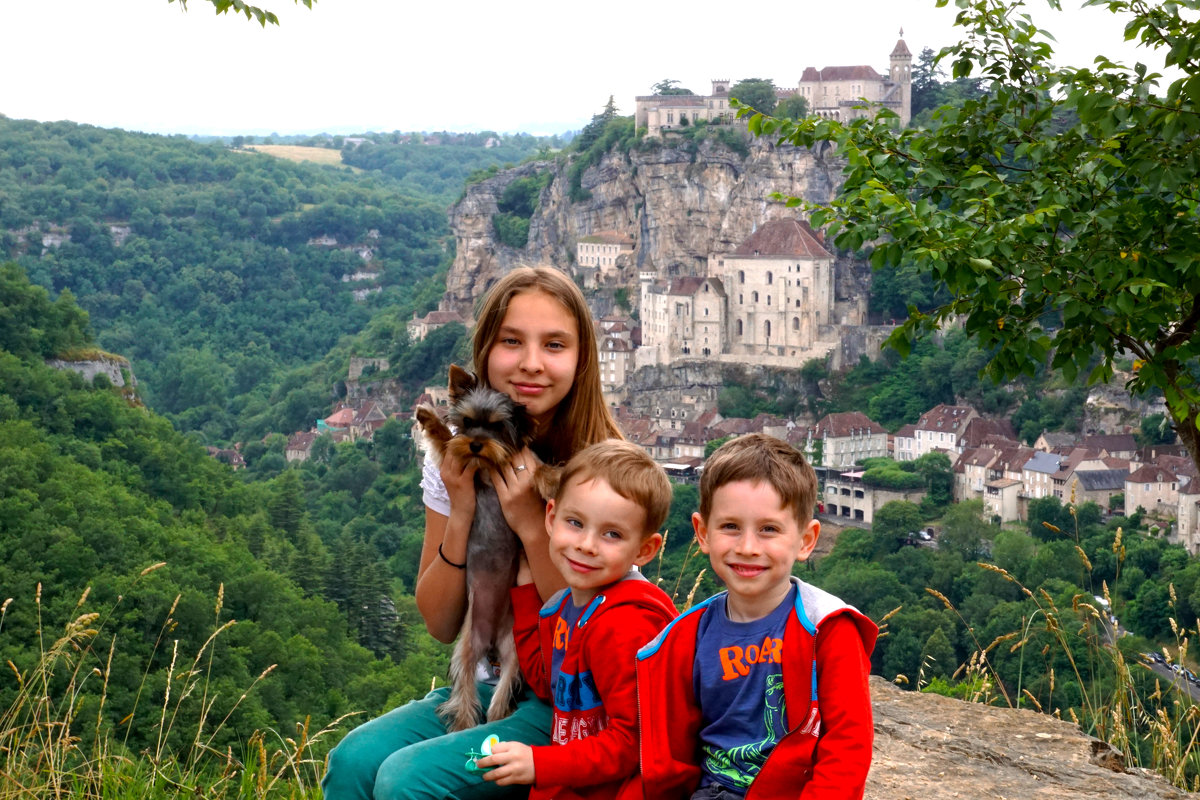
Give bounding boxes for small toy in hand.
[464,734,501,774]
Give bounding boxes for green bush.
[493,212,530,248]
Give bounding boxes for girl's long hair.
[471,266,623,464]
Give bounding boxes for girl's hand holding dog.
[477,741,535,786]
[439,448,479,521]
[493,448,566,600]
[492,447,545,545]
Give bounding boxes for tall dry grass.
[0,565,354,799]
[921,518,1200,791]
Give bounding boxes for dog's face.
[440,366,533,469]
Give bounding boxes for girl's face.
[486,290,580,426]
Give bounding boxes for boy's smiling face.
[546,476,663,606]
[693,479,820,622]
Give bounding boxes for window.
[767,272,773,284]
[667,112,674,124]
[793,317,799,330]
[736,319,743,335]
[766,295,771,305]
[764,320,771,338]
[738,270,745,283]
[752,291,759,302]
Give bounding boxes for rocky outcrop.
[442,135,868,321]
[868,675,1187,798]
[1085,369,1167,436]
[46,354,136,389]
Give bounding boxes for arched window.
[764,320,772,338]
[736,319,743,335]
[793,316,800,330]
[738,270,745,283]
[752,291,759,302]
[766,295,771,305]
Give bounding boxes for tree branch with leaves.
[748,0,1200,474]
[168,0,314,27]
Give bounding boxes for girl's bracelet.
[438,543,467,570]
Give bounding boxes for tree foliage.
[730,79,778,116]
[171,0,313,27]
[775,94,810,120]
[651,79,695,96]
[910,45,986,121]
[757,0,1200,476]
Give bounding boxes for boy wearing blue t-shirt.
[637,434,878,800]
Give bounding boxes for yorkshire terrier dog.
[415,365,556,732]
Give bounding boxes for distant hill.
[0,117,454,442]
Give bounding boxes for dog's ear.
[414,404,452,461]
[447,364,477,403]
[533,464,563,503]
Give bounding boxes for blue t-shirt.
[550,596,585,689]
[692,585,796,793]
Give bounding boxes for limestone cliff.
[442,135,871,327]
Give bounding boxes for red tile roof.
[810,411,887,438]
[916,404,976,434]
[732,219,831,260]
[799,65,883,82]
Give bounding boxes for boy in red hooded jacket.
[637,434,877,800]
[479,440,677,800]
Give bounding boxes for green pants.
[321,684,553,800]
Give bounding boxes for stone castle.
[634,36,913,137]
[637,218,856,369]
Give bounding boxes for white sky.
[0,0,1170,137]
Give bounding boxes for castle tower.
[890,30,913,125]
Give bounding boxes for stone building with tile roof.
[638,218,858,367]
[634,37,912,137]
[804,411,889,468]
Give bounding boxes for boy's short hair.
[699,434,817,525]
[556,439,673,536]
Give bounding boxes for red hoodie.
[511,572,678,800]
[636,577,877,800]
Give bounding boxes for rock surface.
[868,675,1188,799]
[443,136,871,322]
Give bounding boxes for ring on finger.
[515,464,527,472]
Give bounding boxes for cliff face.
[442,135,868,319]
